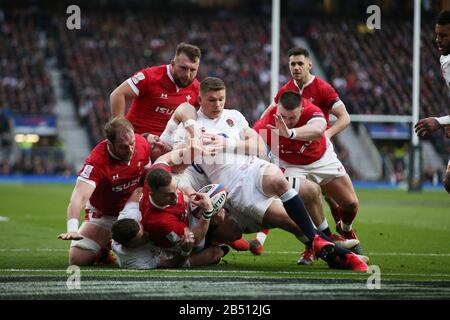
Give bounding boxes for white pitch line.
[263,251,450,257]
[1,248,450,257]
[1,268,450,278]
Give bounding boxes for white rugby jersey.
[440,54,450,90]
[112,240,161,269]
[195,109,258,188]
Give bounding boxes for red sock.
[341,207,358,226]
[330,206,343,224]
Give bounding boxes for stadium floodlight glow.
[26,134,40,143]
[14,134,25,143]
[14,134,40,144]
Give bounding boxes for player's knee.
[273,176,290,194]
[342,200,359,213]
[299,180,321,203]
[69,249,96,266]
[69,238,102,266]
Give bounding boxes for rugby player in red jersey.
[244,48,360,260]
[252,91,361,264]
[110,42,201,136]
[57,117,151,266]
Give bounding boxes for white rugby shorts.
[276,140,346,186]
[224,157,275,233]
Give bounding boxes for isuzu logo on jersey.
[155,106,174,114]
[111,177,140,192]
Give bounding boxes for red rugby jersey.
[126,64,200,135]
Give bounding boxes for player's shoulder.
[150,162,172,173]
[139,64,166,81]
[223,109,249,127]
[279,79,296,91]
[87,140,109,163]
[223,108,245,119]
[313,76,334,90]
[302,99,325,116]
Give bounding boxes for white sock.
[317,219,329,232]
[256,232,267,245]
[342,222,352,232]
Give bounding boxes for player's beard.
[173,72,192,88]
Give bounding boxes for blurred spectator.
[306,19,448,119]
[0,108,11,150]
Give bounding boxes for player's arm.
[238,127,268,158]
[160,102,199,144]
[327,102,350,139]
[415,115,450,136]
[154,137,206,173]
[57,180,95,240]
[157,227,195,268]
[270,115,326,141]
[187,192,215,245]
[110,80,138,118]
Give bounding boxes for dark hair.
[104,117,134,143]
[146,167,172,191]
[279,91,302,110]
[437,10,450,26]
[288,47,310,59]
[111,218,140,245]
[200,77,226,95]
[175,42,201,62]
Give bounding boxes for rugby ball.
[189,184,227,218]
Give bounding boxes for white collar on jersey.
[149,195,170,209]
[198,109,223,120]
[166,64,180,92]
[106,144,131,166]
[294,75,315,94]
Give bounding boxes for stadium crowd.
[55,11,293,145]
[307,19,449,118]
[0,4,448,180]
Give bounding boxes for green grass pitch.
[0,184,449,299]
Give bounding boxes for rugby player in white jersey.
[160,77,369,271]
[415,9,450,194]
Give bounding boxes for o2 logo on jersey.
[155,106,174,115]
[80,165,94,179]
[131,72,145,85]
